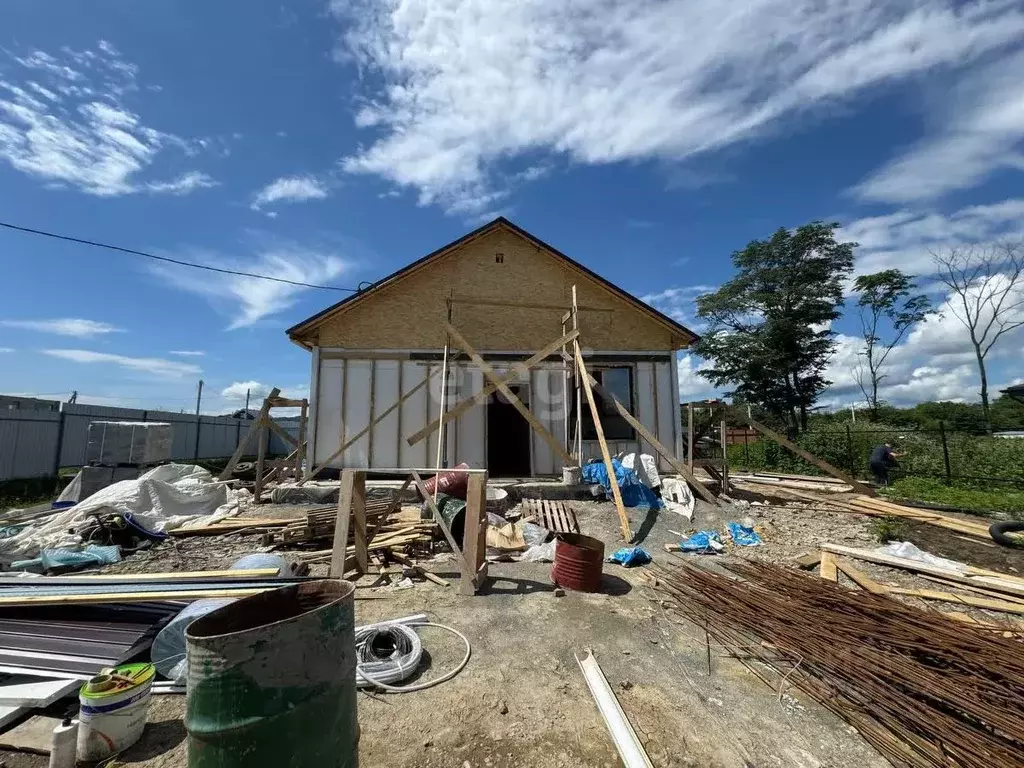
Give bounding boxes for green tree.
[695,222,854,434]
[852,269,931,417]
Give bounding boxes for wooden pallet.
[520,499,580,534]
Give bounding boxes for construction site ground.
[4,488,1022,768]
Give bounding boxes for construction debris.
[654,559,1024,768]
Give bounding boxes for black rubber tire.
[989,521,1024,548]
[232,461,257,481]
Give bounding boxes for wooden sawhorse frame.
[329,468,489,596]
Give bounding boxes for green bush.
[728,422,1024,487]
[870,516,910,543]
[882,477,1024,519]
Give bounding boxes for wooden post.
[351,471,368,576]
[295,400,308,479]
[687,404,694,474]
[253,417,268,503]
[575,346,632,541]
[434,299,453,498]
[720,420,729,494]
[462,472,488,595]
[571,286,582,464]
[331,470,355,577]
[218,387,280,480]
[409,470,476,583]
[561,314,569,459]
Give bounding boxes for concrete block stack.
[79,422,174,499]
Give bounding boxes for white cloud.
[854,50,1024,203]
[151,244,349,329]
[0,347,13,353]
[0,43,215,196]
[1,318,124,337]
[168,350,206,357]
[334,0,1024,213]
[641,285,717,326]
[677,354,719,402]
[251,175,330,210]
[42,349,201,378]
[221,381,272,402]
[841,198,1024,277]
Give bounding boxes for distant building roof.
[1003,383,1024,404]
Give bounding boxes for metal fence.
[0,404,299,482]
[730,423,1024,489]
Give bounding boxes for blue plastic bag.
[581,459,663,510]
[679,531,723,554]
[608,547,652,567]
[727,522,762,547]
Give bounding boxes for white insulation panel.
[312,353,677,475]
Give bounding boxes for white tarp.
[661,477,695,520]
[0,464,248,561]
[875,541,967,573]
[618,453,662,489]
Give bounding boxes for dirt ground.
[4,488,1021,767]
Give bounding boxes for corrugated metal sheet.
[0,410,60,481]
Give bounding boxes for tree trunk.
[976,349,992,435]
[870,376,879,420]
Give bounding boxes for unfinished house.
[287,217,698,477]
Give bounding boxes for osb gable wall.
[311,227,688,351]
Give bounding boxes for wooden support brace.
[406,329,579,447]
[819,551,838,582]
[444,323,575,467]
[330,470,359,577]
[409,470,477,584]
[587,376,720,507]
[575,346,632,541]
[461,472,489,595]
[746,417,877,496]
[219,387,280,480]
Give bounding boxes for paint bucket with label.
[77,663,155,761]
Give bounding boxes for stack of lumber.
[519,499,580,534]
[294,508,436,566]
[739,479,1009,543]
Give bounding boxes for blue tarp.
[727,522,763,547]
[582,459,663,510]
[608,547,652,567]
[679,531,723,554]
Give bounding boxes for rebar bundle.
[654,560,1024,767]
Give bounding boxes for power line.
[0,220,360,292]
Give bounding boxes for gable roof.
[287,216,698,347]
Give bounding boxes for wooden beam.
[219,387,280,479]
[330,470,356,578]
[351,472,368,576]
[295,400,307,478]
[445,322,575,467]
[0,589,380,607]
[575,346,631,541]
[746,417,877,496]
[461,472,488,595]
[405,329,579,447]
[253,416,269,502]
[265,417,299,448]
[435,300,453,496]
[819,551,838,582]
[886,585,1024,615]
[303,370,438,483]
[821,544,1024,599]
[587,376,720,506]
[719,420,729,494]
[268,397,306,408]
[834,558,887,594]
[409,470,476,583]
[452,296,614,313]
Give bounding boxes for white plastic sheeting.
[0,464,249,561]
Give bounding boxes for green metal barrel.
[185,581,357,768]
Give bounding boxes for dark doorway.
[487,386,531,477]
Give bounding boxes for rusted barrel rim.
[186,580,353,640]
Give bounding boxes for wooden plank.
[296,400,308,478]
[746,417,877,496]
[821,544,1024,599]
[304,370,437,483]
[719,420,729,494]
[686,404,693,474]
[793,552,822,570]
[352,471,368,576]
[819,551,838,582]
[331,470,356,577]
[409,470,476,583]
[253,416,269,502]
[445,322,575,466]
[575,345,631,541]
[451,296,615,313]
[0,588,381,607]
[886,586,1024,615]
[587,375,720,507]
[265,417,299,448]
[268,397,306,408]
[25,568,282,581]
[461,473,488,595]
[219,387,280,479]
[405,329,579,446]
[834,558,888,594]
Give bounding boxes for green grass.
[870,516,911,543]
[881,477,1024,519]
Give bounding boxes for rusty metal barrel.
[552,533,605,592]
[185,581,357,768]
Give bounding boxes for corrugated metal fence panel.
[0,410,61,481]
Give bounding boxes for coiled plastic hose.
[355,622,471,693]
[990,521,1024,548]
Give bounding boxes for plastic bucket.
[77,663,155,761]
[185,581,358,768]
[552,533,605,592]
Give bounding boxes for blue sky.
[1,0,1023,414]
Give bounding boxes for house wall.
[311,350,679,475]
[303,227,689,352]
